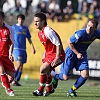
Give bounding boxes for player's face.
[86,21,97,34]
[34,17,44,30]
[17,17,24,25]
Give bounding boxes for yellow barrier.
[21,14,88,79]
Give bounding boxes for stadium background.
[0,0,100,80]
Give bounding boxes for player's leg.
[1,57,15,96]
[12,60,22,86]
[44,55,64,96]
[52,56,74,89]
[6,69,15,83]
[67,56,89,97]
[67,70,89,97]
[43,72,55,96]
[33,62,50,96]
[13,50,26,86]
[0,65,14,96]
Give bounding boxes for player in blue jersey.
[52,18,100,96]
[12,14,36,86]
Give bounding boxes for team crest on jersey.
[4,30,7,35]
[42,34,45,39]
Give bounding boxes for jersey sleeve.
[26,26,31,39]
[44,27,60,46]
[70,30,83,43]
[95,30,100,39]
[5,23,15,44]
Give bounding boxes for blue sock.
[15,71,22,81]
[69,76,87,93]
[54,73,64,81]
[15,70,19,77]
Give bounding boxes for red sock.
[38,74,47,92]
[46,74,53,92]
[0,74,10,89]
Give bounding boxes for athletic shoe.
[52,78,58,89]
[12,81,21,86]
[5,89,15,96]
[43,89,55,96]
[1,82,14,96]
[67,91,77,97]
[32,90,43,96]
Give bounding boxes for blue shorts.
[60,50,89,76]
[13,49,27,64]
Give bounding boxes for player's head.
[0,11,5,18]
[17,14,25,25]
[34,12,47,30]
[0,11,5,25]
[86,18,99,34]
[17,14,25,20]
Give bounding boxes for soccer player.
[32,12,65,96]
[0,11,15,96]
[12,14,36,86]
[52,18,100,97]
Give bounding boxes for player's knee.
[63,75,70,80]
[81,73,89,79]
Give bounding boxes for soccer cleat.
[67,91,77,97]
[12,81,21,86]
[1,82,15,96]
[52,78,58,89]
[6,89,15,96]
[32,90,43,96]
[43,89,55,96]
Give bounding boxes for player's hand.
[51,58,62,67]
[9,55,14,62]
[32,49,36,54]
[77,53,83,59]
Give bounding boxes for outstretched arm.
[51,45,62,67]
[67,39,83,59]
[28,38,36,54]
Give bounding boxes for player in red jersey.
[32,12,65,96]
[0,11,15,96]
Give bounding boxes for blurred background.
[0,0,100,80]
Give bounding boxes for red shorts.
[0,56,15,72]
[43,54,65,71]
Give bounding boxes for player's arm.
[28,38,36,54]
[51,43,62,67]
[42,50,46,63]
[56,45,62,59]
[44,27,62,66]
[68,39,83,59]
[9,40,14,62]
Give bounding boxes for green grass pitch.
[0,79,100,100]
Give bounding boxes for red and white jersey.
[0,25,12,56]
[38,26,64,57]
[5,23,14,44]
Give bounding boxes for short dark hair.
[34,12,47,25]
[89,18,99,28]
[0,11,5,18]
[17,14,25,20]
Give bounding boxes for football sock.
[69,76,87,93]
[15,71,22,81]
[15,70,19,78]
[46,74,53,92]
[38,73,47,92]
[54,73,64,81]
[0,74,11,89]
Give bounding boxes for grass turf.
[0,79,100,100]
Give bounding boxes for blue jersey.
[12,24,31,50]
[67,28,100,53]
